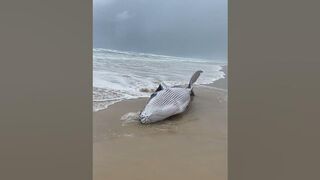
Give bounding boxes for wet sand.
[93,69,227,180]
[211,65,228,89]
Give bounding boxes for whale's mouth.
[139,118,147,124]
[139,113,150,124]
[139,117,149,124]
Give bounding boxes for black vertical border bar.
[229,0,320,180]
[0,1,92,180]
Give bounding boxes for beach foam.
[93,48,226,111]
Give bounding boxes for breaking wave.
[93,48,226,111]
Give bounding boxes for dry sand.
[93,68,227,180]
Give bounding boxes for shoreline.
[93,65,227,112]
[93,69,227,180]
[209,65,228,89]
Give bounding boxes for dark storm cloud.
[93,0,227,59]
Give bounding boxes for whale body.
[139,70,203,124]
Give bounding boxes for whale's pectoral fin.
[155,84,163,92]
[155,82,168,92]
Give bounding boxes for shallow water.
[93,48,226,111]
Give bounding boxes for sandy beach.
[93,67,227,180]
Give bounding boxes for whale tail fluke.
[187,70,203,89]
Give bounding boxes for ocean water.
[93,48,226,111]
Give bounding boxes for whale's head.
[139,95,166,124]
[139,90,175,124]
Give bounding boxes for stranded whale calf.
[139,70,203,124]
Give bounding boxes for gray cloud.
[93,0,227,60]
[115,11,132,21]
[93,0,115,6]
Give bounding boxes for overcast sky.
[93,0,227,59]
